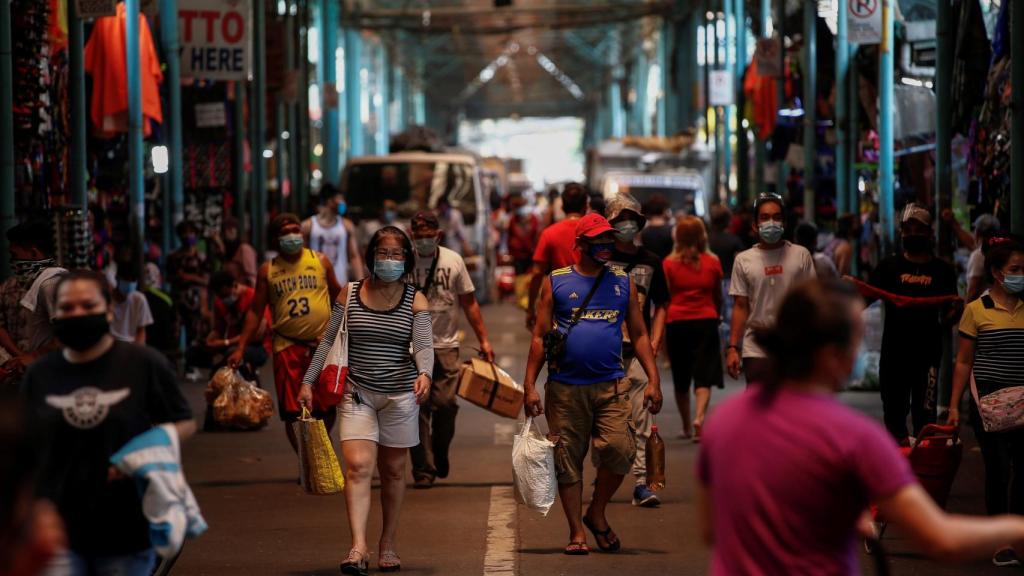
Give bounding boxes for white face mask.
[614,221,640,243]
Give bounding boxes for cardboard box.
[457,358,523,419]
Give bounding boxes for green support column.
[1012,0,1023,234]
[609,66,626,138]
[159,0,182,235]
[376,44,389,154]
[286,12,300,214]
[69,0,87,209]
[252,0,267,257]
[835,0,849,215]
[276,102,286,209]
[679,12,697,129]
[879,0,895,252]
[934,0,951,239]
[126,0,145,269]
[0,0,13,275]
[803,0,817,222]
[413,54,426,126]
[393,68,406,134]
[735,0,749,205]
[657,22,669,137]
[704,9,712,145]
[776,0,787,196]
[849,45,859,216]
[343,26,363,158]
[754,0,770,197]
[630,50,648,136]
[723,0,733,202]
[320,0,340,184]
[234,82,247,227]
[297,17,311,216]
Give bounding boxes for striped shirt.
[959,291,1024,397]
[303,281,432,395]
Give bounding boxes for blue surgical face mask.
[613,221,640,243]
[587,241,614,264]
[117,279,137,294]
[336,202,347,217]
[384,210,397,224]
[414,237,438,257]
[1002,274,1024,295]
[374,259,405,282]
[516,206,531,218]
[222,294,238,307]
[278,233,303,255]
[758,222,784,244]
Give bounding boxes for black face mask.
[902,234,932,254]
[52,313,110,351]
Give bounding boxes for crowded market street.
[167,301,998,576]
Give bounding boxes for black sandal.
[564,541,590,555]
[340,549,369,576]
[582,515,621,552]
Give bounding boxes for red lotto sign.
[179,0,250,80]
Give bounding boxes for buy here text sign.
[179,0,250,80]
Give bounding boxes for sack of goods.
[294,408,345,495]
[457,358,524,419]
[512,417,556,516]
[205,367,274,430]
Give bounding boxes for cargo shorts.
[544,379,636,485]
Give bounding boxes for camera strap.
[567,267,607,330]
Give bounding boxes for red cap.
[575,213,615,239]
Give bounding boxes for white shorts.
[338,385,420,448]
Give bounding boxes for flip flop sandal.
[340,549,369,576]
[582,515,621,552]
[564,541,590,555]
[379,550,402,572]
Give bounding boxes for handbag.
[294,407,345,495]
[316,284,353,407]
[543,268,606,371]
[969,371,1024,433]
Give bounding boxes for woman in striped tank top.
[301,226,433,575]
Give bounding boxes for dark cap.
[411,210,440,230]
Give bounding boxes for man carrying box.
[409,211,495,489]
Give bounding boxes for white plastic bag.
[512,417,557,516]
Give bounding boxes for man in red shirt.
[205,270,270,381]
[526,182,589,330]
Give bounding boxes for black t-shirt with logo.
[22,341,193,555]
[870,254,958,356]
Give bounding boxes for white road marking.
[494,422,516,446]
[483,485,518,576]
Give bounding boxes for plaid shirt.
[0,277,31,352]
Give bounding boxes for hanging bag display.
[294,407,345,495]
[316,284,354,407]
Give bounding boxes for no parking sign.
[848,0,882,44]
[179,0,250,80]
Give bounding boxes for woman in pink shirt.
[662,216,723,440]
[699,279,1024,575]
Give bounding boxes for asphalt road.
[172,302,1004,576]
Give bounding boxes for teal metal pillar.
[343,26,364,158]
[849,46,859,215]
[629,50,648,136]
[735,0,749,205]
[722,0,733,202]
[0,0,13,275]
[878,0,895,251]
[159,0,183,232]
[1012,0,1024,234]
[276,102,286,209]
[376,45,389,154]
[69,0,87,209]
[234,82,247,227]
[934,0,951,236]
[835,0,849,215]
[803,0,816,222]
[126,0,145,268]
[321,0,340,184]
[286,12,301,213]
[609,67,626,138]
[252,0,267,257]
[679,12,697,129]
[704,10,713,145]
[657,23,669,137]
[754,0,770,197]
[393,68,407,133]
[776,0,787,195]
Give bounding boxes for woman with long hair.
[662,216,724,440]
[699,278,1024,575]
[300,226,432,575]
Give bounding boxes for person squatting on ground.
[948,239,1024,566]
[228,214,343,452]
[300,226,433,575]
[601,194,669,508]
[662,215,725,442]
[869,204,959,442]
[726,193,816,386]
[22,270,194,576]
[700,278,1024,575]
[523,213,663,556]
[407,211,494,489]
[206,270,270,382]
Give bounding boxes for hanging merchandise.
[84,2,164,138]
[53,206,92,269]
[743,62,779,141]
[949,0,991,135]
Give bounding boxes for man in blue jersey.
[523,213,663,556]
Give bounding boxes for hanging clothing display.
[84,2,163,138]
[743,62,778,142]
[950,0,991,135]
